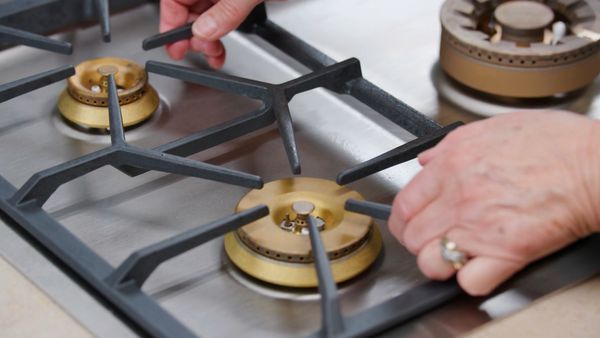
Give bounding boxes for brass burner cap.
[494,1,554,43]
[58,57,159,129]
[440,0,600,98]
[224,177,382,288]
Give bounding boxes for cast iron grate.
[9,73,263,209]
[0,64,267,338]
[0,2,536,338]
[0,0,148,53]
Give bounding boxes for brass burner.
[224,177,382,288]
[58,57,159,129]
[440,0,600,98]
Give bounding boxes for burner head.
[440,0,600,98]
[224,177,382,288]
[58,57,159,130]
[494,1,555,43]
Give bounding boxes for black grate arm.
[142,22,192,51]
[153,107,274,158]
[254,19,337,71]
[141,4,267,51]
[0,65,75,103]
[306,280,462,338]
[251,13,442,138]
[9,73,263,207]
[124,147,264,188]
[282,58,362,100]
[109,205,269,287]
[272,99,300,174]
[93,0,111,42]
[337,122,464,185]
[10,148,116,207]
[0,24,72,54]
[345,78,442,138]
[94,73,266,192]
[146,60,271,100]
[140,3,444,138]
[119,107,275,177]
[307,216,345,337]
[345,199,391,221]
[107,74,126,145]
[144,59,379,176]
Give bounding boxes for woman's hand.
[390,111,600,296]
[160,0,264,68]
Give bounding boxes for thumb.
[192,0,263,41]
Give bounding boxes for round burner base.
[433,63,592,117]
[58,86,159,129]
[224,227,381,288]
[57,57,159,130]
[224,177,382,288]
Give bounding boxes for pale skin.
[393,111,600,295]
[160,0,600,296]
[160,0,263,68]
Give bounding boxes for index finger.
[191,0,263,41]
[160,0,200,60]
[160,0,195,32]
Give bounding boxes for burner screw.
[292,201,315,216]
[97,64,119,93]
[494,1,554,44]
[279,201,326,234]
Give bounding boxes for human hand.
[160,0,264,68]
[389,111,600,296]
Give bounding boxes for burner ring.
[224,177,382,287]
[68,57,147,107]
[58,57,159,129]
[57,86,159,129]
[224,227,382,288]
[440,0,600,98]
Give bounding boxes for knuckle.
[387,213,404,242]
[388,199,408,242]
[506,236,535,257]
[444,125,471,145]
[219,0,244,20]
[443,130,462,145]
[392,192,410,221]
[443,153,465,172]
[403,233,421,255]
[442,132,462,145]
[403,222,430,255]
[496,223,536,258]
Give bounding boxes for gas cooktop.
[1,1,599,338]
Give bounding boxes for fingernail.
[193,16,218,40]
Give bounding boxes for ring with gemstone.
[440,236,468,270]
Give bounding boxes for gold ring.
[440,236,468,270]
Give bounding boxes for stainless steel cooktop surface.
[1,1,599,337]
